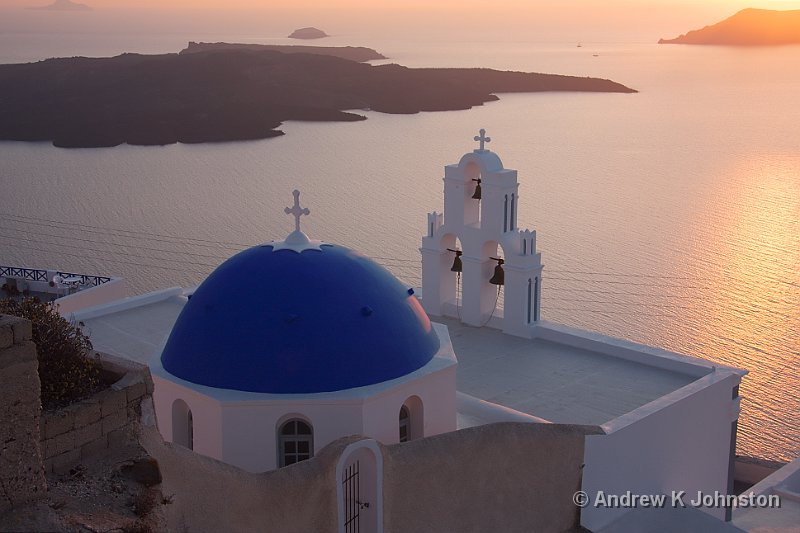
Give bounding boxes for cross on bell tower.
[474,129,491,152]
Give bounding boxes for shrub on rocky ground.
[0,297,101,409]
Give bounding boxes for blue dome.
[161,243,439,393]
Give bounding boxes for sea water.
[0,18,797,462]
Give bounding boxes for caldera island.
[0,44,636,148]
[659,8,800,45]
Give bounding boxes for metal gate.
[342,460,360,533]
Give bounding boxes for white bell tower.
[420,129,543,338]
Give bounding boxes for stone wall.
[142,424,346,533]
[383,422,593,533]
[144,420,596,533]
[0,315,46,512]
[1,310,595,530]
[40,352,154,474]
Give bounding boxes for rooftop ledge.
[439,315,745,427]
[73,287,746,429]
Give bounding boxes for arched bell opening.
[464,161,482,227]
[481,241,506,321]
[440,233,464,316]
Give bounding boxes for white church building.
[63,130,747,531]
[150,190,457,472]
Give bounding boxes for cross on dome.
[474,128,491,152]
[270,189,327,252]
[285,189,310,234]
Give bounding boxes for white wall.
[456,392,550,424]
[362,363,457,444]
[150,323,458,473]
[2,273,128,316]
[70,286,183,322]
[218,351,457,473]
[582,371,741,531]
[221,401,364,473]
[152,358,457,474]
[152,376,224,460]
[533,320,720,378]
[56,278,128,315]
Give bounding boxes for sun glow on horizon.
[7,0,800,12]
[5,0,800,44]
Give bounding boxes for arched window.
[399,405,410,443]
[504,195,509,232]
[510,193,516,230]
[278,419,314,467]
[527,278,533,324]
[399,396,424,442]
[172,399,193,450]
[464,161,482,227]
[187,410,194,450]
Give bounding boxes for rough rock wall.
[40,353,154,474]
[0,315,46,512]
[143,419,595,533]
[141,425,347,533]
[0,310,594,532]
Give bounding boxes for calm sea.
[0,25,798,462]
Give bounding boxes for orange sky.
[4,0,800,41]
[5,0,800,9]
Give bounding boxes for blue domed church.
[151,191,458,473]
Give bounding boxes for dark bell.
[471,184,481,200]
[489,258,505,286]
[471,178,482,200]
[447,248,463,273]
[489,265,504,285]
[451,253,463,273]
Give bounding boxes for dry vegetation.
[0,297,101,409]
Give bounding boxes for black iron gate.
[342,460,360,533]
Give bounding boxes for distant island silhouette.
[181,42,384,62]
[659,8,800,45]
[289,27,328,40]
[0,45,636,148]
[28,0,92,11]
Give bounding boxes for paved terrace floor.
[440,316,697,426]
[82,295,186,364]
[82,297,698,427]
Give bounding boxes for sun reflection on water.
[688,155,800,460]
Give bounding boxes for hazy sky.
[3,0,800,46]
[4,0,800,11]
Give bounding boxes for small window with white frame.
[399,405,410,442]
[278,419,313,467]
